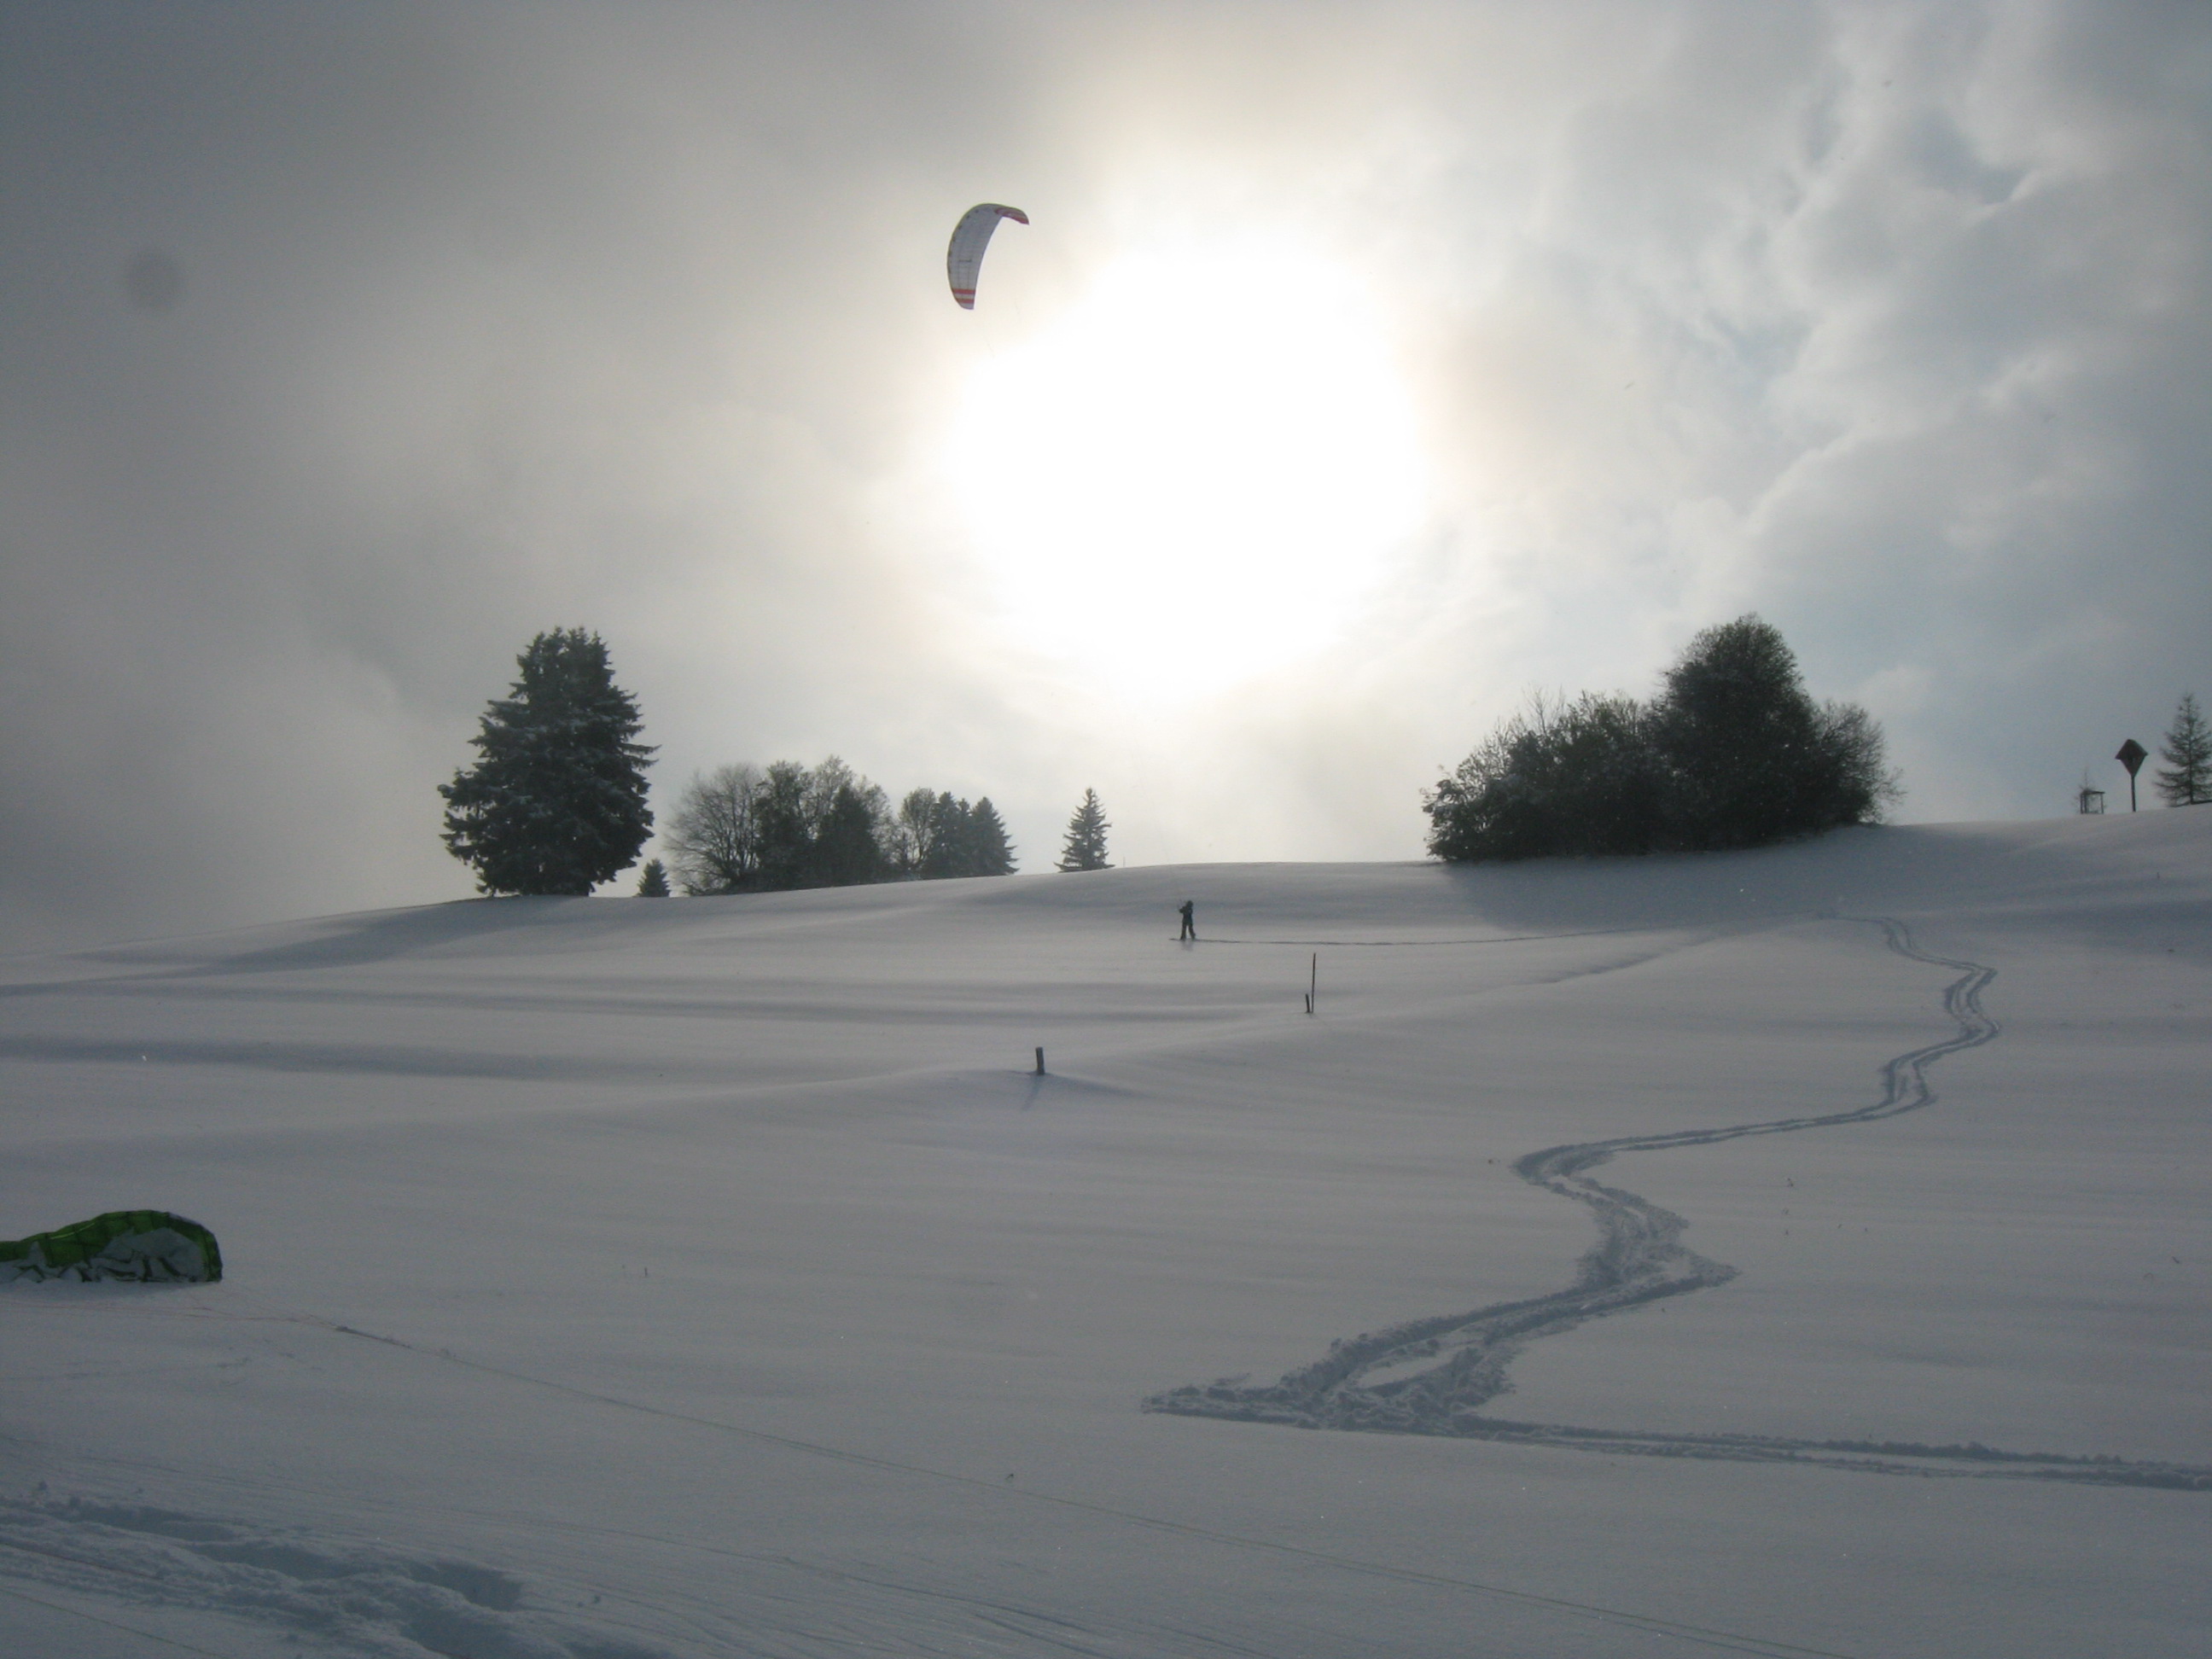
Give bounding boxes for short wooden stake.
[1034,1045,1046,1075]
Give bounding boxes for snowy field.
[3,814,2207,1658]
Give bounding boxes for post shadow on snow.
[1013,1071,1146,1111]
[878,1067,1148,1114]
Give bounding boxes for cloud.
[2,2,2208,951]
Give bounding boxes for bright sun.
[942,237,1425,698]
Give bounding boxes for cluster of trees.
[440,630,1048,899]
[434,622,2197,903]
[1425,616,1899,863]
[660,760,1016,895]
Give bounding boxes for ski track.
[1145,917,2212,1491]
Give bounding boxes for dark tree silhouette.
[812,781,888,886]
[966,797,1016,876]
[1425,616,1896,863]
[1057,789,1112,871]
[742,759,895,890]
[920,793,1017,877]
[662,760,1013,890]
[893,787,939,876]
[1648,616,1895,851]
[751,760,816,890]
[2156,692,2210,806]
[636,859,671,897]
[1424,691,1667,862]
[918,792,969,879]
[664,757,908,892]
[439,629,655,895]
[662,764,763,894]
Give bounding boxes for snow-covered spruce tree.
[1057,789,1111,871]
[2155,692,2211,806]
[636,859,671,897]
[438,629,655,895]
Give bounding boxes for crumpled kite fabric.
[2,1211,223,1284]
[947,203,1028,309]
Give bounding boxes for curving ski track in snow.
[1145,918,2211,1490]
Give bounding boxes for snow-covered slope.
[3,814,2207,1657]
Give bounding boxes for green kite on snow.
[2,1211,223,1284]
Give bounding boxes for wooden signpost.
[2116,738,2149,812]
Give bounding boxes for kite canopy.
[2,1211,223,1284]
[947,203,1028,310]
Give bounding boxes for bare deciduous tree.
[661,764,762,894]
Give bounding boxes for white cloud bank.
[2,2,2207,948]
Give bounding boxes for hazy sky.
[4,1,2208,952]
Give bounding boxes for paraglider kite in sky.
[947,203,1028,310]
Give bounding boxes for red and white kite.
[947,203,1028,310]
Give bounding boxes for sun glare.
[942,239,1425,698]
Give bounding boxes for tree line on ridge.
[436,628,1115,897]
[434,621,2200,900]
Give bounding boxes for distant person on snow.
[1177,900,1196,941]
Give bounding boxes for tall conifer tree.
[966,797,1016,876]
[1057,789,1111,871]
[919,792,971,879]
[439,629,655,894]
[812,782,888,886]
[2156,692,2211,806]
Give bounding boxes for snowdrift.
[1,813,2206,1658]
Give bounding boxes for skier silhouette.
[1177,899,1196,941]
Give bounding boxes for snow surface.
[3,814,2208,1657]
